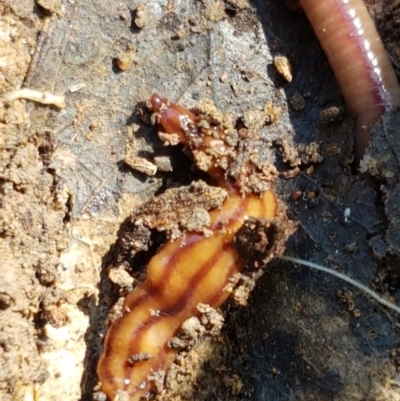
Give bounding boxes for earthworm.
[299,0,400,163]
[97,94,290,401]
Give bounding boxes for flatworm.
[97,94,293,401]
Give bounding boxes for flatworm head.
[150,93,199,141]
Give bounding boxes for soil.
[1,1,400,401]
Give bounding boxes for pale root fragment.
[2,88,66,108]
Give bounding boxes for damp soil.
[1,1,400,401]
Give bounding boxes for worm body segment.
[299,0,400,161]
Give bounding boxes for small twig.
[24,22,50,87]
[1,88,66,108]
[278,255,400,314]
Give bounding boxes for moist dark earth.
[1,1,400,401]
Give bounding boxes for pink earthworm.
[299,0,400,164]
